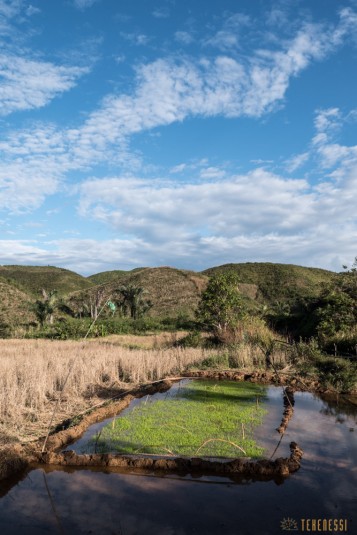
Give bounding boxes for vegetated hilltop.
[87,267,145,286]
[0,265,93,297]
[0,262,336,326]
[0,279,36,331]
[203,262,334,305]
[82,262,334,319]
[76,267,209,319]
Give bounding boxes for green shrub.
[314,356,356,392]
[0,321,12,339]
[176,330,202,348]
[292,339,356,392]
[200,352,230,369]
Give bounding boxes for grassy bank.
[90,380,267,458]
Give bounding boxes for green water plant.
[89,380,268,458]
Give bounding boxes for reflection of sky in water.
[0,387,356,534]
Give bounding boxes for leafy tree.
[196,271,246,341]
[117,284,152,320]
[33,289,57,326]
[315,258,357,338]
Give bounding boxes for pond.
[0,383,356,534]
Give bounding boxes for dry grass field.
[0,338,209,447]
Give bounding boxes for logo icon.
[280,518,299,531]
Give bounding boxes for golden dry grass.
[0,338,209,446]
[97,331,189,349]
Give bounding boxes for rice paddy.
[89,380,268,458]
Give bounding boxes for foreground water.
[0,384,356,534]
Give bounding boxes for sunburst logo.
[280,517,299,531]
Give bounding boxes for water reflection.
[0,387,356,534]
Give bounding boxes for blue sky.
[0,0,356,275]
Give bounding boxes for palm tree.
[33,289,57,326]
[117,284,152,319]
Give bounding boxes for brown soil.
[276,387,295,434]
[39,441,304,480]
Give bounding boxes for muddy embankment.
[0,380,171,482]
[41,441,303,479]
[0,372,316,483]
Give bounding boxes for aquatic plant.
[90,381,267,458]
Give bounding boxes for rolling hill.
[71,267,209,319]
[0,262,335,328]
[0,265,93,297]
[0,279,36,331]
[202,262,333,304]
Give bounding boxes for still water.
[0,385,356,535]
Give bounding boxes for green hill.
[70,267,209,319]
[87,269,132,285]
[71,263,334,320]
[0,279,36,331]
[0,262,336,331]
[0,265,92,297]
[202,262,334,305]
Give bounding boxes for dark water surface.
[0,385,356,535]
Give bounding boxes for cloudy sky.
[0,0,356,275]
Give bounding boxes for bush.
[176,330,202,348]
[0,321,12,339]
[292,339,357,392]
[53,318,92,339]
[314,356,356,392]
[200,352,230,369]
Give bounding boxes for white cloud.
[74,123,357,272]
[72,9,357,156]
[204,12,251,51]
[0,0,22,19]
[0,160,59,213]
[0,238,150,274]
[77,170,315,252]
[170,163,187,174]
[0,10,356,220]
[120,32,150,46]
[0,53,88,116]
[152,7,169,19]
[311,107,357,173]
[73,0,98,9]
[204,31,238,51]
[2,121,357,273]
[26,4,40,16]
[285,152,310,173]
[314,108,341,135]
[174,31,194,45]
[200,167,226,180]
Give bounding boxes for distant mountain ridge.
[0,262,335,324]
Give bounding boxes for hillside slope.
[0,263,335,327]
[87,268,146,285]
[0,266,93,296]
[0,279,36,330]
[70,267,209,318]
[202,262,333,304]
